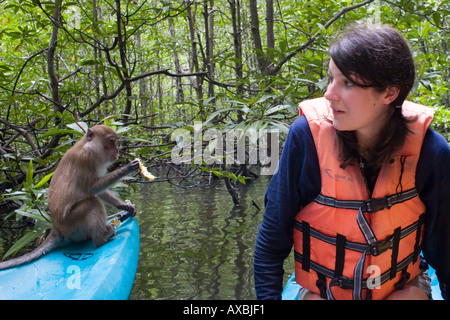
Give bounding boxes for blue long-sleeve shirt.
[254,115,450,300]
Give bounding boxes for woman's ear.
[383,86,400,105]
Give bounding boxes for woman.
[254,25,450,300]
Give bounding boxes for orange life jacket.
[293,97,434,300]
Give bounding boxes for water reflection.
[129,175,270,300]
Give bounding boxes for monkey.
[0,125,140,270]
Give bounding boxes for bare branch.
[0,118,42,158]
[79,69,207,118]
[128,69,207,82]
[271,0,376,74]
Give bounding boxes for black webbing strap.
[389,227,401,279]
[413,214,425,263]
[316,272,327,299]
[394,268,411,290]
[302,222,310,272]
[334,234,346,277]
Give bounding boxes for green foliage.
[0,0,449,253]
[1,160,52,258]
[431,105,450,142]
[1,0,448,133]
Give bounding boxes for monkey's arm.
[92,160,139,195]
[99,191,137,216]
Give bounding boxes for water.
[129,173,272,300]
[0,168,288,300]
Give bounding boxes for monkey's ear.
[86,129,94,141]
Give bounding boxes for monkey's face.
[104,135,119,162]
[86,125,120,164]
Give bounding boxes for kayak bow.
[0,213,139,300]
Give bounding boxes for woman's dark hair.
[329,25,416,169]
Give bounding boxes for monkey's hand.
[126,159,141,174]
[122,199,137,217]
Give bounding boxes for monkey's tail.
[0,229,67,271]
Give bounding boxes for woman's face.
[324,59,399,148]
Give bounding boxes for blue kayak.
[0,216,139,300]
[282,266,443,300]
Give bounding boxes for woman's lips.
[331,106,345,114]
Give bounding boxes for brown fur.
[0,125,139,270]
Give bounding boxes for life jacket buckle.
[370,236,394,256]
[336,276,353,289]
[366,196,392,213]
[394,270,411,290]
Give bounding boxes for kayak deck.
[0,217,139,300]
[282,265,443,300]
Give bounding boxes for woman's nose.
[324,80,339,102]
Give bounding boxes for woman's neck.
[356,133,378,158]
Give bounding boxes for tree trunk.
[249,0,267,73]
[42,0,63,158]
[266,0,274,49]
[91,0,103,117]
[265,0,275,73]
[135,33,149,125]
[185,1,204,105]
[115,0,133,124]
[229,0,243,87]
[203,0,215,101]
[168,18,185,104]
[229,0,244,122]
[47,0,63,120]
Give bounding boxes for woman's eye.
[344,79,354,87]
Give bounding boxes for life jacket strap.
[314,188,418,213]
[302,221,310,272]
[334,234,346,278]
[294,212,424,299]
[294,218,422,257]
[316,272,327,299]
[413,214,425,263]
[390,227,402,279]
[394,268,411,290]
[310,188,420,299]
[295,250,421,299]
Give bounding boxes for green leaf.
[237,176,247,185]
[211,170,222,177]
[25,160,33,187]
[264,104,290,116]
[418,21,431,38]
[2,191,31,202]
[34,172,54,189]
[116,126,132,134]
[3,228,45,260]
[79,59,103,66]
[204,107,243,125]
[14,208,51,223]
[41,128,82,138]
[67,122,88,133]
[432,11,441,27]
